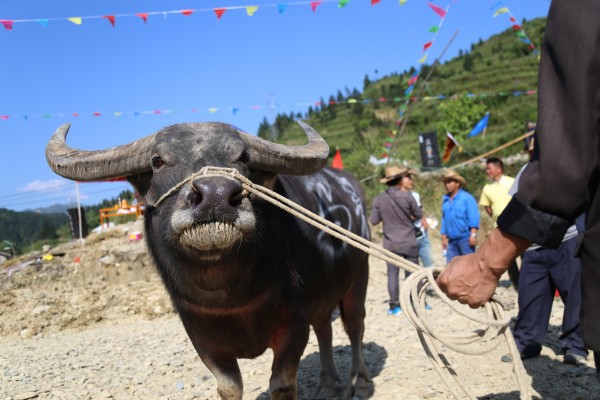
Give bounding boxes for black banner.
[418,132,440,168]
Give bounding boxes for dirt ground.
[1,219,599,399]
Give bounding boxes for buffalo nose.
[189,177,244,219]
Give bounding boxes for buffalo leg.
[269,322,310,400]
[197,352,243,400]
[340,276,369,398]
[312,314,341,398]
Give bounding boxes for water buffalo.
[46,121,370,399]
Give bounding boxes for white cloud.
[18,179,70,193]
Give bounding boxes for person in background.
[370,166,422,315]
[479,157,519,289]
[436,0,600,378]
[440,170,480,264]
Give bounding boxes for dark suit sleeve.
[498,0,600,248]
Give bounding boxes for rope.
[153,166,532,400]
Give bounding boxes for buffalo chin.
[179,222,246,251]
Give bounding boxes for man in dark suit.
[437,0,600,376]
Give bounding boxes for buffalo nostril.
[190,190,202,207]
[229,188,244,207]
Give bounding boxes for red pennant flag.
[371,0,381,5]
[310,1,322,12]
[136,13,148,23]
[331,149,344,169]
[427,2,446,18]
[214,8,227,20]
[72,112,79,117]
[408,75,418,85]
[93,112,101,117]
[512,24,521,30]
[510,17,516,22]
[0,116,9,120]
[423,41,433,51]
[103,16,115,27]
[181,10,194,16]
[0,20,13,30]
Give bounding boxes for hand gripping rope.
[153,166,532,400]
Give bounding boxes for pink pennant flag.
[214,8,227,20]
[408,75,419,85]
[72,112,79,117]
[423,41,433,51]
[103,16,115,27]
[510,16,516,22]
[311,1,322,12]
[137,13,148,23]
[371,0,381,5]
[93,112,101,117]
[0,20,13,30]
[0,116,9,120]
[181,10,194,16]
[427,2,446,18]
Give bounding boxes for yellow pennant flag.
[418,54,428,64]
[246,6,259,16]
[399,0,408,5]
[347,99,357,103]
[68,17,82,25]
[493,7,509,17]
[114,112,122,117]
[209,108,219,113]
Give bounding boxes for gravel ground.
[1,221,599,399]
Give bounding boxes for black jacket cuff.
[497,196,572,249]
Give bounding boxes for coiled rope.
[154,166,532,400]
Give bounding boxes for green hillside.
[258,17,546,218]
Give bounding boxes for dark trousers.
[386,252,418,308]
[512,237,587,358]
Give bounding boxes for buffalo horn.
[46,123,156,181]
[239,120,329,175]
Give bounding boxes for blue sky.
[0,0,550,211]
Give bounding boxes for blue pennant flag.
[468,112,490,137]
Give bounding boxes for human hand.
[436,253,499,308]
[468,235,477,247]
[436,228,530,308]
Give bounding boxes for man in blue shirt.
[440,170,480,264]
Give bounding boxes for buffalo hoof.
[270,386,296,400]
[341,378,369,399]
[314,383,338,399]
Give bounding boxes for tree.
[35,217,58,241]
[363,74,372,90]
[436,97,487,144]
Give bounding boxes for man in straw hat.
[437,0,600,378]
[440,170,480,264]
[370,165,422,315]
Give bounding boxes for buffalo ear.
[126,172,153,198]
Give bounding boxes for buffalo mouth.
[179,222,247,251]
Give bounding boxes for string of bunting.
[0,89,537,121]
[0,0,399,31]
[380,1,452,159]
[490,0,537,54]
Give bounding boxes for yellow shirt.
[479,175,515,224]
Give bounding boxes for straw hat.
[380,166,414,184]
[441,169,466,186]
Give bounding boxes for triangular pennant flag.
[232,108,240,114]
[427,2,446,18]
[277,4,288,14]
[516,31,527,38]
[399,0,408,5]
[103,16,115,27]
[0,20,13,30]
[246,6,259,16]
[22,115,28,120]
[0,116,9,120]
[93,112,101,117]
[311,1,322,12]
[182,10,194,16]
[209,108,218,113]
[371,0,381,5]
[331,148,343,169]
[72,112,79,117]
[512,24,521,30]
[68,17,82,25]
[114,112,122,117]
[468,112,490,137]
[338,0,350,7]
[510,16,516,22]
[136,13,148,23]
[493,7,509,17]
[428,25,439,33]
[442,132,462,162]
[423,41,433,51]
[418,54,428,63]
[407,75,419,86]
[36,19,49,27]
[214,8,227,19]
[404,85,414,96]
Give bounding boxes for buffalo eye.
[152,156,165,169]
[237,150,249,164]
